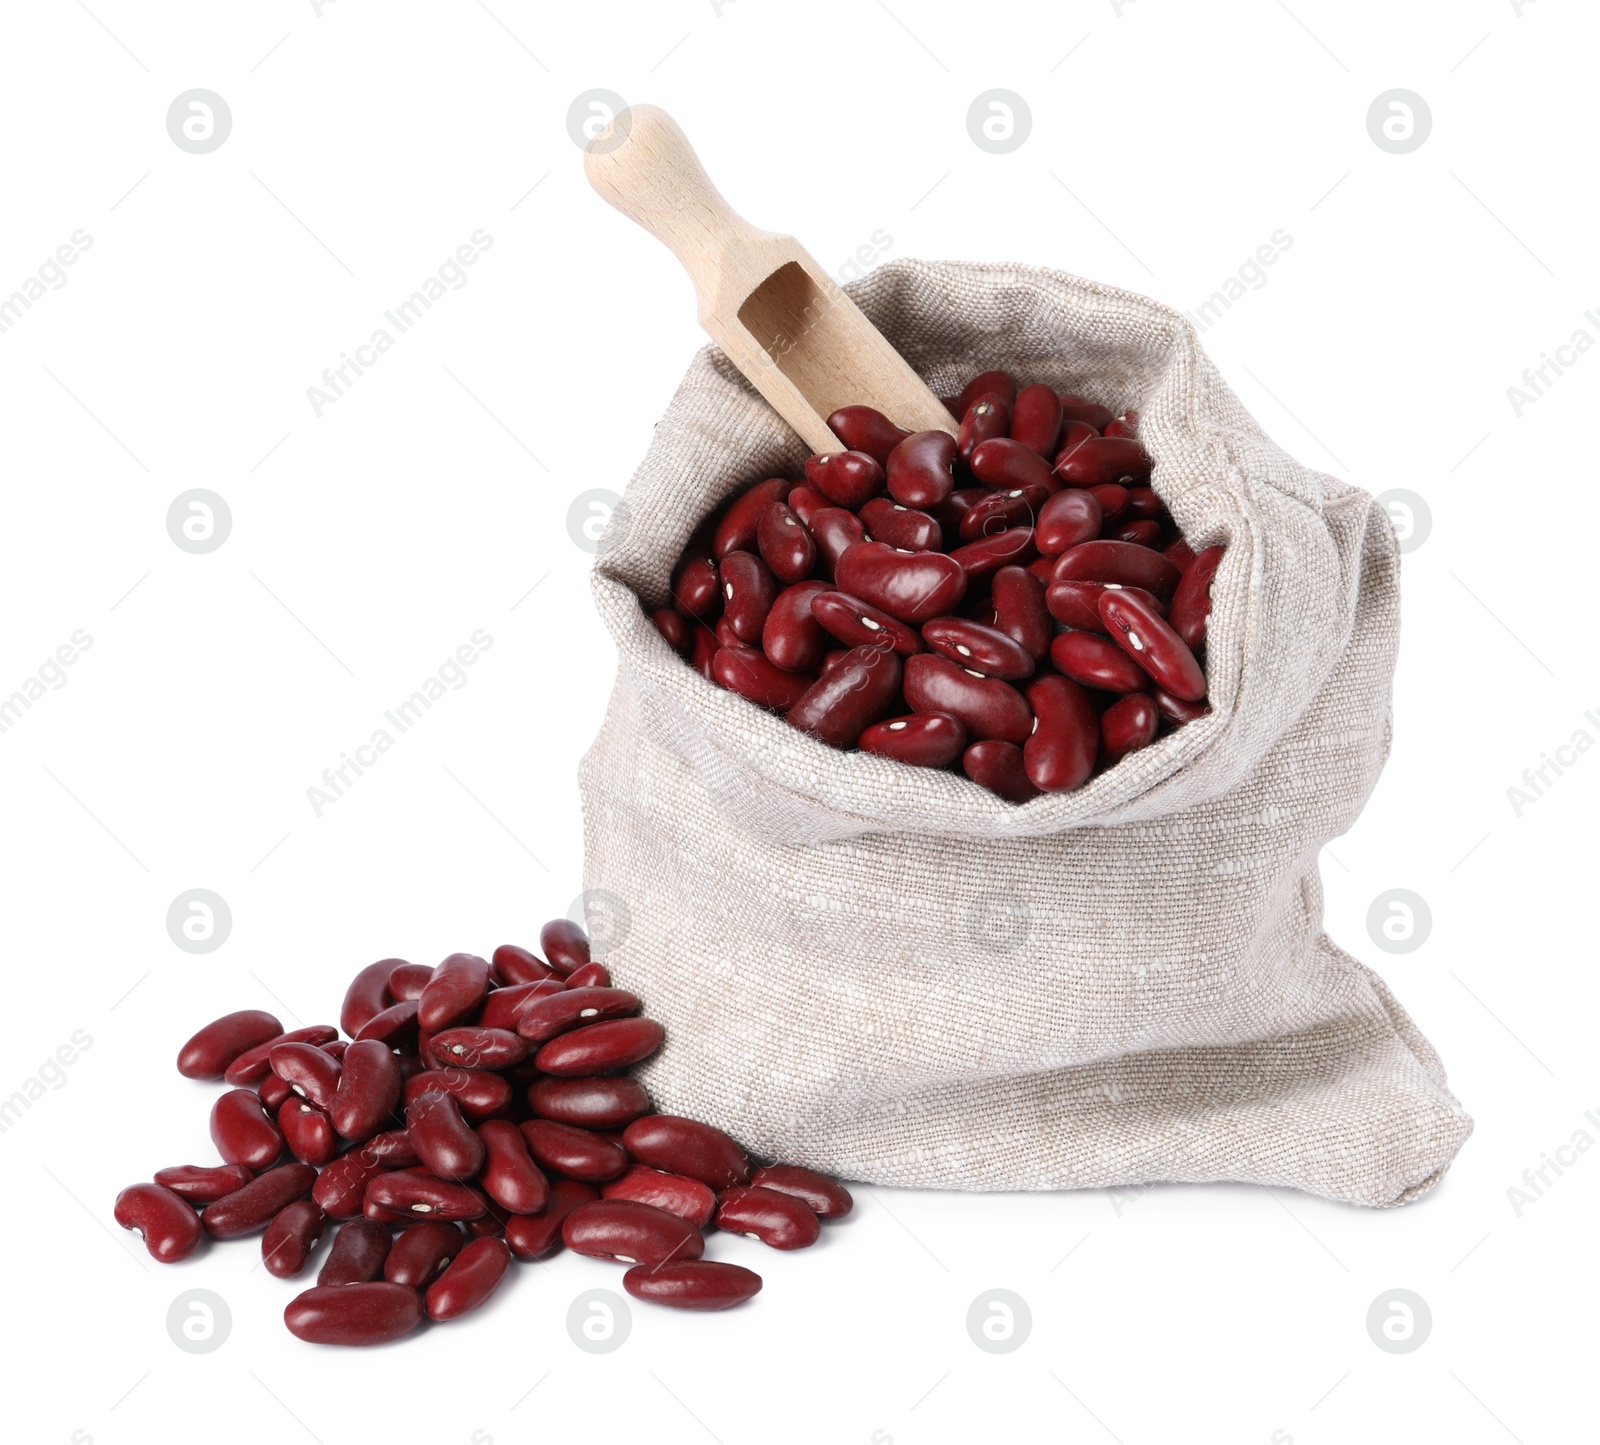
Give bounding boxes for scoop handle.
[583,104,776,314]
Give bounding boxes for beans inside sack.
[656,372,1223,802]
[114,920,850,1345]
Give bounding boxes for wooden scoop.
[584,104,957,455]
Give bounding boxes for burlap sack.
[579,258,1471,1207]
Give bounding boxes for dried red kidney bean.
[281,1100,339,1167]
[211,1088,284,1170]
[786,484,829,526]
[921,617,1035,680]
[1010,382,1063,456]
[624,1260,763,1311]
[835,541,967,624]
[1099,589,1207,701]
[687,625,717,680]
[418,953,490,1032]
[719,551,777,643]
[1052,540,1182,601]
[1170,544,1224,649]
[903,654,1032,744]
[1108,519,1162,547]
[329,1039,402,1143]
[810,590,923,656]
[808,506,867,576]
[1100,692,1160,764]
[756,501,817,584]
[785,645,902,748]
[1055,435,1152,487]
[957,369,1017,414]
[259,1072,294,1112]
[363,1129,420,1164]
[932,487,986,544]
[271,1042,342,1112]
[386,962,434,1001]
[520,1119,629,1182]
[284,1282,422,1347]
[620,1116,750,1190]
[713,478,788,560]
[540,920,590,976]
[1104,414,1138,438]
[886,430,958,509]
[1046,579,1164,632]
[948,526,1036,579]
[1124,486,1162,520]
[858,712,966,768]
[314,1152,394,1221]
[562,1199,705,1266]
[319,1218,391,1286]
[528,1076,651,1130]
[991,566,1051,662]
[671,550,721,620]
[1155,685,1211,729]
[565,961,610,989]
[751,1165,854,1219]
[806,450,884,509]
[504,1179,598,1260]
[969,437,1056,493]
[1036,489,1104,557]
[1162,536,1195,570]
[715,1186,821,1250]
[366,1170,486,1222]
[827,405,909,464]
[153,1163,253,1204]
[225,1025,338,1088]
[476,1119,549,1215]
[203,1164,318,1238]
[534,1017,664,1076]
[1088,482,1131,521]
[1059,394,1116,431]
[1050,631,1149,694]
[963,739,1039,803]
[517,987,641,1044]
[177,1010,284,1080]
[426,1235,510,1321]
[403,1069,512,1120]
[353,1000,420,1050]
[341,962,397,1039]
[408,1090,486,1181]
[263,1200,325,1278]
[384,1220,461,1287]
[430,1027,529,1071]
[762,581,831,672]
[959,484,1051,541]
[1054,419,1101,467]
[957,394,1010,463]
[712,644,815,712]
[1023,676,1100,793]
[858,497,941,551]
[651,607,693,656]
[115,1183,204,1262]
[602,1165,717,1228]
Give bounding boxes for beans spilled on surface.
[114,919,850,1345]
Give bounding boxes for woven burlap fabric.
[580,259,1471,1206]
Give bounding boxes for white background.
[3,2,1595,1442]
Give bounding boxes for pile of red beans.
[114,919,850,1346]
[654,372,1223,802]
